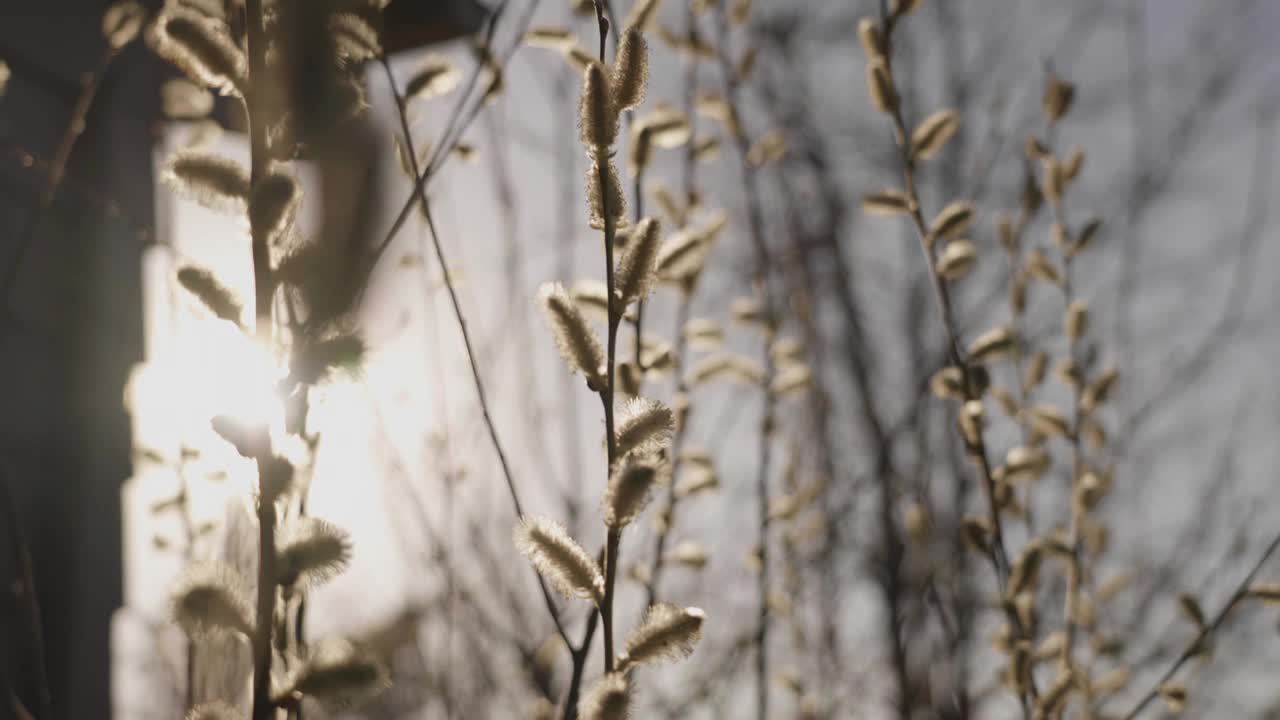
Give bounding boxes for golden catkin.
[150,11,246,95]
[928,201,975,244]
[177,266,242,325]
[863,189,912,216]
[866,59,898,114]
[930,367,964,399]
[330,13,382,62]
[604,461,659,528]
[587,158,628,230]
[525,27,576,50]
[1065,299,1088,340]
[1029,404,1069,437]
[163,150,250,212]
[514,516,604,602]
[856,18,885,61]
[612,30,649,112]
[911,109,960,161]
[578,673,630,720]
[747,130,788,167]
[1247,582,1280,604]
[276,517,352,590]
[968,326,1016,363]
[618,603,705,669]
[1081,367,1119,411]
[936,239,977,279]
[1063,144,1086,181]
[404,55,461,102]
[284,638,390,710]
[615,397,675,458]
[1005,446,1050,482]
[1159,681,1188,713]
[102,1,145,49]
[580,61,618,151]
[771,364,812,397]
[671,541,708,568]
[1024,350,1049,390]
[1043,72,1076,125]
[539,283,607,389]
[615,217,663,305]
[169,561,254,638]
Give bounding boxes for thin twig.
[0,465,50,720]
[378,56,575,652]
[366,0,543,276]
[875,3,1036,713]
[1120,529,1280,720]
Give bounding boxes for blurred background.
[2,0,1280,718]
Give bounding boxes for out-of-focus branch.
[1120,528,1280,720]
[0,464,50,720]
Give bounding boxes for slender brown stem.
[562,608,601,720]
[243,2,278,718]
[589,0,622,675]
[875,4,1035,713]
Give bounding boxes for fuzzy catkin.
[611,30,649,112]
[587,158,628,230]
[150,11,245,95]
[276,517,352,589]
[177,266,242,325]
[578,673,630,720]
[866,59,897,114]
[539,283,607,388]
[102,1,145,49]
[526,27,576,49]
[580,61,618,151]
[928,201,975,244]
[170,561,254,638]
[619,603,705,669]
[164,150,250,212]
[968,325,1015,362]
[615,217,662,305]
[285,638,390,710]
[604,461,659,528]
[911,109,960,161]
[404,56,461,102]
[514,515,604,602]
[615,397,675,458]
[330,13,382,62]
